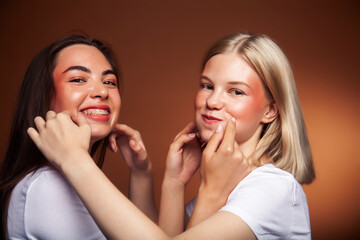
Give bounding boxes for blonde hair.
[203,33,315,184]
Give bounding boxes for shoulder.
[229,164,302,202]
[220,164,310,239]
[26,166,76,199]
[8,166,106,239]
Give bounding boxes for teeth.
[83,109,109,116]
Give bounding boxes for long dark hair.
[0,35,121,238]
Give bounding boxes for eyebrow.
[102,69,116,76]
[200,75,251,89]
[228,81,251,88]
[200,75,214,84]
[63,66,116,76]
[63,66,90,73]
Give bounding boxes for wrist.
[130,161,153,178]
[60,150,94,177]
[198,183,228,208]
[162,174,186,193]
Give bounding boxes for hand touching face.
[194,54,277,155]
[51,44,121,143]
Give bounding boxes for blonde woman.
[28,33,315,239]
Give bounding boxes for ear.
[261,101,278,124]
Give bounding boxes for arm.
[27,111,168,240]
[159,122,201,235]
[108,124,157,222]
[28,111,255,239]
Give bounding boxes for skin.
[28,44,157,224]
[195,53,277,158]
[158,53,278,236]
[51,44,121,145]
[27,52,278,239]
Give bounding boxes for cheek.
[110,92,121,122]
[51,88,84,113]
[194,91,206,111]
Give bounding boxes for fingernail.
[231,117,236,123]
[129,139,136,147]
[215,124,222,133]
[196,130,200,138]
[188,133,196,138]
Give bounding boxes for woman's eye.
[69,78,85,83]
[200,83,213,90]
[230,89,244,95]
[104,81,117,87]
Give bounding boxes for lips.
[80,105,111,121]
[201,114,222,124]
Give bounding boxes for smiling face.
[195,53,277,154]
[51,44,121,143]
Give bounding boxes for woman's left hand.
[108,124,151,174]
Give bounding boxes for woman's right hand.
[164,121,202,186]
[27,111,91,169]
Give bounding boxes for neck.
[238,126,264,159]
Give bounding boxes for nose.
[90,81,109,100]
[206,90,224,110]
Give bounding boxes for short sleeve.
[220,165,311,240]
[185,197,197,218]
[24,169,106,240]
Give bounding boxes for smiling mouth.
[202,114,222,121]
[201,114,223,125]
[82,109,110,116]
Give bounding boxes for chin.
[89,127,112,141]
[198,129,212,143]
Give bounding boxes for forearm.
[129,170,158,222]
[187,184,227,229]
[60,152,168,240]
[159,176,186,236]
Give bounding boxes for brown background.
[0,0,359,239]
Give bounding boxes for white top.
[7,166,106,240]
[186,164,311,240]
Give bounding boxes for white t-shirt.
[7,166,106,240]
[186,164,311,240]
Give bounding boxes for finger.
[113,124,149,152]
[76,113,89,127]
[129,139,147,160]
[202,124,224,157]
[34,116,46,131]
[170,132,197,153]
[174,121,197,140]
[113,124,141,140]
[46,111,56,121]
[27,127,40,145]
[218,117,236,152]
[107,132,118,152]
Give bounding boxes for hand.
[108,124,151,174]
[199,118,252,205]
[164,121,202,186]
[27,111,91,168]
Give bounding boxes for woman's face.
[195,53,275,152]
[51,44,121,143]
